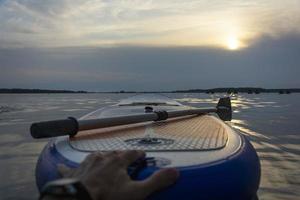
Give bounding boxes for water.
[0,93,299,199]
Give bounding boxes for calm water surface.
[0,93,299,199]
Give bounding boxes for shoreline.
[0,87,299,94]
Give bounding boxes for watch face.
[47,178,79,186]
[41,178,92,200]
[41,178,80,198]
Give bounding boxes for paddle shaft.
[30,97,231,139]
[79,108,217,131]
[31,107,217,139]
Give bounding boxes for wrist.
[39,178,93,200]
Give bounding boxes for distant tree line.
[172,87,300,94]
[0,88,88,94]
[0,87,299,94]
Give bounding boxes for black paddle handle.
[30,117,79,138]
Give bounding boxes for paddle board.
[35,94,260,200]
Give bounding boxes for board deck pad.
[70,115,228,152]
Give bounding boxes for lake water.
[0,93,299,200]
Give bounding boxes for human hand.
[58,151,179,200]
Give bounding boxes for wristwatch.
[39,178,92,200]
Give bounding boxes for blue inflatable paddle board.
[33,94,260,200]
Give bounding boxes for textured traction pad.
[70,115,228,152]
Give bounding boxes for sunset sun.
[227,36,240,50]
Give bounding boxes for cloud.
[0,33,299,91]
[0,0,299,48]
[0,1,299,91]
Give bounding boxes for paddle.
[31,97,231,139]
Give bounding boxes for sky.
[0,0,300,91]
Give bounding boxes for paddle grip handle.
[30,117,79,138]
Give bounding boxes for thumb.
[57,164,73,177]
[137,168,179,198]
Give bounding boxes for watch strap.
[73,181,93,200]
[39,178,92,200]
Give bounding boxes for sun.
[227,36,240,50]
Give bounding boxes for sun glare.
[227,36,240,50]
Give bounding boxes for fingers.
[83,150,145,166]
[80,151,145,169]
[136,168,179,198]
[57,164,73,177]
[82,152,104,164]
[103,151,121,157]
[119,150,146,167]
